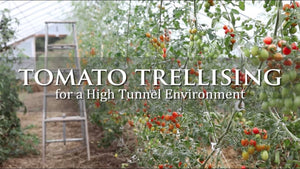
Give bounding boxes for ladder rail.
[42,21,90,163]
[72,23,91,161]
[42,23,48,164]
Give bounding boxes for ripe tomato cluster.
[283,2,299,35]
[146,111,182,134]
[158,161,185,169]
[223,25,236,45]
[241,127,270,163]
[94,88,107,108]
[95,99,100,108]
[248,36,299,78]
[255,2,300,116]
[186,60,203,81]
[145,29,171,59]
[262,37,299,80]
[158,163,173,169]
[154,80,160,90]
[230,68,250,90]
[176,59,182,67]
[255,36,300,113]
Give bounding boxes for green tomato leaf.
[211,18,218,28]
[239,1,245,11]
[231,9,240,14]
[174,20,180,29]
[230,12,236,27]
[223,12,230,21]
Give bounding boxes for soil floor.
[2,89,242,168]
[2,91,136,168]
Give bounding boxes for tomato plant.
[0,10,38,165]
[71,0,300,168]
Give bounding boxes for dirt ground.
[2,91,136,168]
[2,86,241,168]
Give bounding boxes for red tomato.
[231,68,236,73]
[163,48,167,53]
[291,2,300,8]
[163,53,167,58]
[277,40,286,48]
[147,122,152,129]
[203,88,207,97]
[249,139,257,147]
[231,38,236,44]
[165,115,170,121]
[170,116,176,123]
[241,139,249,146]
[244,129,251,135]
[178,161,182,167]
[291,42,298,50]
[190,68,195,74]
[225,29,230,34]
[253,127,260,134]
[283,46,292,55]
[263,37,273,45]
[160,35,164,41]
[172,112,178,118]
[223,25,228,30]
[128,120,134,127]
[283,4,291,11]
[283,59,293,66]
[95,100,100,108]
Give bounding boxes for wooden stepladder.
[42,21,90,163]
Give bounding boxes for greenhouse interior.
[0,1,300,168]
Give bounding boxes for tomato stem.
[193,0,197,28]
[269,107,300,142]
[179,57,190,114]
[273,0,282,38]
[201,110,237,168]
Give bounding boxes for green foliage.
[0,10,38,165]
[71,1,300,168]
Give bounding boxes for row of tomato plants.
[71,0,300,168]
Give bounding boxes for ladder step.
[44,116,85,122]
[45,21,76,24]
[48,44,76,50]
[46,138,84,143]
[46,93,56,97]
[46,92,78,97]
